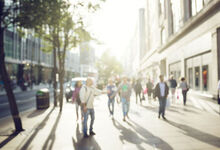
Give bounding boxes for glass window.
[191,0,204,16]
[195,66,200,90]
[191,0,197,16]
[188,68,193,88]
[196,0,204,12]
[4,30,13,58]
[204,0,211,5]
[202,65,208,91]
[171,0,181,32]
[161,27,166,44]
[159,0,165,15]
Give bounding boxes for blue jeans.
[159,97,167,117]
[108,98,115,115]
[121,98,129,117]
[83,108,95,135]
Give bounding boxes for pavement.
[0,91,220,150]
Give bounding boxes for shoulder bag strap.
[84,86,92,106]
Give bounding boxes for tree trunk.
[0,27,23,132]
[58,67,64,112]
[53,47,57,107]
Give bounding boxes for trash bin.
[36,88,50,109]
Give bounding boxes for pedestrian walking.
[115,77,121,103]
[107,79,117,117]
[146,79,154,103]
[153,75,169,120]
[72,81,83,121]
[112,77,132,121]
[134,79,143,104]
[79,78,106,138]
[169,75,177,103]
[179,77,189,106]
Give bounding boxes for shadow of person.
[128,119,174,150]
[72,123,101,150]
[112,118,146,150]
[166,108,184,115]
[27,109,47,118]
[140,105,158,113]
[42,112,62,150]
[20,107,55,150]
[165,119,220,148]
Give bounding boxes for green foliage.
[96,51,123,84]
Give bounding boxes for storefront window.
[4,30,13,58]
[195,66,200,90]
[188,68,193,88]
[202,65,208,91]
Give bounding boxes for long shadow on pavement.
[20,107,55,150]
[165,119,220,148]
[42,112,62,150]
[128,119,174,150]
[27,109,47,118]
[112,118,146,150]
[141,105,184,115]
[0,131,20,148]
[72,123,101,150]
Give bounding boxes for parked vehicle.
[65,77,86,102]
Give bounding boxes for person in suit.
[154,75,169,120]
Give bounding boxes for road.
[0,89,53,119]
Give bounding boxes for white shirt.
[79,86,102,109]
[159,82,165,97]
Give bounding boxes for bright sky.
[85,0,145,60]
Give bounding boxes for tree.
[40,0,104,112]
[96,51,123,84]
[0,0,55,132]
[0,0,23,132]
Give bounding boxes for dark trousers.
[135,92,142,103]
[159,97,167,117]
[182,90,187,105]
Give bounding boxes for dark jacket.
[146,82,153,91]
[134,82,142,93]
[154,82,169,99]
[169,79,177,88]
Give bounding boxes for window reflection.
[195,67,200,90]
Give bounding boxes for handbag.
[143,88,148,94]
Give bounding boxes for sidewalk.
[0,93,220,150]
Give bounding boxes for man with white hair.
[80,78,106,138]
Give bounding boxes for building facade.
[3,28,53,84]
[140,0,220,98]
[1,27,81,85]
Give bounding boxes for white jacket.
[79,86,102,109]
